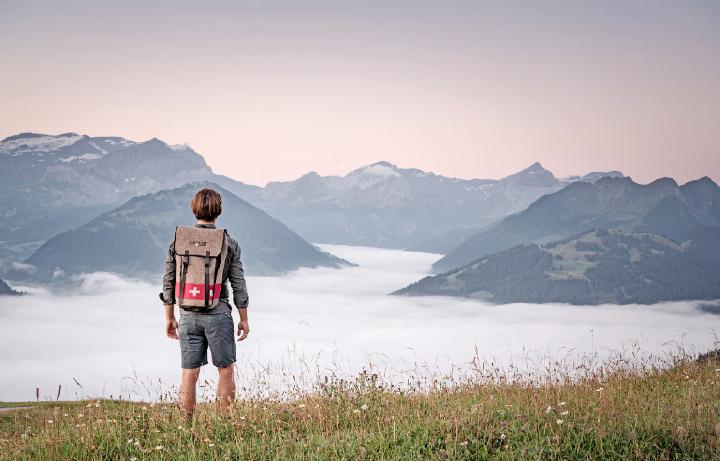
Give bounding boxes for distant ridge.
[396,228,720,305]
[432,175,720,273]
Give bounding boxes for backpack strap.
[204,250,210,307]
[179,250,189,305]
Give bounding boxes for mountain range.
[432,175,720,273]
[5,182,345,283]
[3,130,718,306]
[395,228,720,304]
[238,161,623,250]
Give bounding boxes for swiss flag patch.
[176,283,222,301]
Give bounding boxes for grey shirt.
[162,223,249,313]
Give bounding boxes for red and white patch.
[175,283,222,301]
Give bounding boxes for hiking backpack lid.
[173,226,229,309]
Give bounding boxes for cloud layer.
[1,244,718,402]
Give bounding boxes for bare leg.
[179,367,201,420]
[217,363,236,416]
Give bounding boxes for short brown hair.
[191,188,222,221]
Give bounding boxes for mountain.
[0,278,21,296]
[432,176,720,273]
[5,182,346,282]
[395,228,720,305]
[239,161,623,250]
[0,133,258,269]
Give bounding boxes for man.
[161,188,250,419]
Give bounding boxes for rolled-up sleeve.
[162,238,176,304]
[228,241,249,309]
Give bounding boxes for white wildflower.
[361,403,368,411]
[560,411,569,416]
[556,419,564,425]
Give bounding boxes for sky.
[2,245,717,402]
[1,0,719,186]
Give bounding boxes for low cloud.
[1,244,717,402]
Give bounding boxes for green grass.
[1,357,718,460]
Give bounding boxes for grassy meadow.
[1,352,718,460]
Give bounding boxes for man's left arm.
[228,241,250,340]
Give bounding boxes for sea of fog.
[1,245,718,402]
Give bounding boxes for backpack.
[173,226,229,309]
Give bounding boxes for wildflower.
[127,438,134,444]
[240,415,247,420]
[594,387,603,392]
[142,406,148,411]
[500,433,506,440]
[545,406,552,414]
[154,445,164,451]
[21,433,28,439]
[460,441,468,446]
[130,458,138,461]
[298,403,306,408]
[353,409,361,414]
[208,443,215,447]
[361,403,368,411]
[47,419,54,424]
[63,413,68,417]
[94,402,100,408]
[556,419,564,425]
[134,440,140,447]
[560,411,569,416]
[559,401,566,406]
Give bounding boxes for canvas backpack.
[173,226,229,309]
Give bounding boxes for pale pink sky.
[1,1,718,186]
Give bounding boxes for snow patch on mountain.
[0,133,84,155]
[59,153,104,163]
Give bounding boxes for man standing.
[161,188,250,419]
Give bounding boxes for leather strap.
[204,250,210,307]
[179,250,189,306]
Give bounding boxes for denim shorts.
[178,301,236,369]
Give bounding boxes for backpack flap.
[174,226,229,309]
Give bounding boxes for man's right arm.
[162,239,176,305]
[162,239,179,340]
